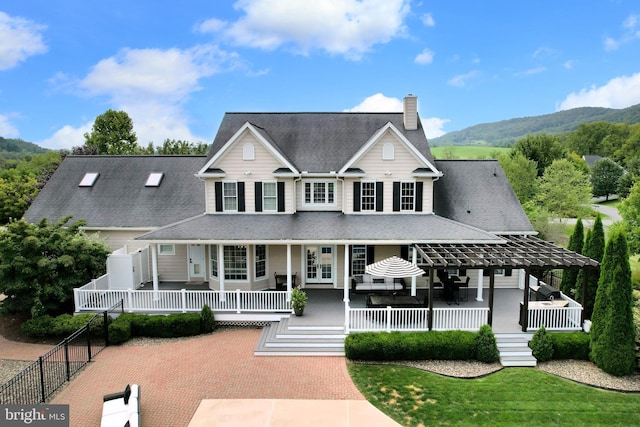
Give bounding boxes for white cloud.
[0,11,47,70]
[421,13,435,27]
[39,45,243,149]
[448,71,478,88]
[604,13,640,51]
[563,60,576,70]
[414,48,434,65]
[515,66,546,77]
[220,0,411,59]
[557,72,640,110]
[195,18,227,33]
[345,93,449,138]
[38,122,92,150]
[0,114,19,137]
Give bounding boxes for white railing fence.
[432,307,489,331]
[74,289,291,314]
[527,291,582,331]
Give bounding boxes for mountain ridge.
[430,103,640,146]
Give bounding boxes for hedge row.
[345,329,496,362]
[21,305,217,345]
[549,332,590,360]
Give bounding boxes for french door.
[305,246,334,284]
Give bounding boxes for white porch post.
[218,244,226,302]
[411,247,417,297]
[344,244,350,333]
[476,269,483,301]
[151,244,159,301]
[518,268,525,289]
[286,244,292,301]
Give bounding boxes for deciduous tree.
[0,217,109,317]
[536,159,592,218]
[590,158,624,201]
[498,152,538,204]
[511,133,565,176]
[619,182,640,255]
[83,109,138,154]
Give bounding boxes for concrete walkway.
[32,328,399,426]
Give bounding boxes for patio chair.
[456,277,470,302]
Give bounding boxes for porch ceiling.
[414,234,600,270]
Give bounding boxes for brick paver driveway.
[50,328,364,426]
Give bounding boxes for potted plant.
[291,285,308,316]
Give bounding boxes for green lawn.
[348,364,640,426]
[430,146,510,160]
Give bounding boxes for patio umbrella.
[365,256,424,278]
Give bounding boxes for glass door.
[305,246,334,283]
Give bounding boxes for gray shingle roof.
[206,112,436,173]
[23,155,206,228]
[433,160,534,233]
[135,212,502,243]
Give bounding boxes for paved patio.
[48,328,390,426]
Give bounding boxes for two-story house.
[24,95,598,333]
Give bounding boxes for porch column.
[428,269,435,331]
[521,268,531,332]
[580,269,587,325]
[410,248,417,297]
[218,244,226,302]
[518,268,525,289]
[286,244,292,301]
[151,244,159,301]
[487,270,495,326]
[343,245,350,303]
[476,269,483,301]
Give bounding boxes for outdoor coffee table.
[366,295,421,308]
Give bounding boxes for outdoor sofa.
[101,384,140,427]
[351,274,407,294]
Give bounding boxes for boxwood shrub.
[549,332,590,360]
[21,313,107,338]
[345,330,477,361]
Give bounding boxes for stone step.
[255,321,346,356]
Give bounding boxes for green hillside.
[430,103,640,147]
[0,137,49,169]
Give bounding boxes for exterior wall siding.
[158,245,189,282]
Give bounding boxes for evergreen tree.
[575,214,605,319]
[560,218,584,296]
[590,230,635,376]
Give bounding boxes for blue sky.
[1,1,640,150]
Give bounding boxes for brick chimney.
[403,94,418,130]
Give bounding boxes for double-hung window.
[304,181,335,206]
[223,182,238,211]
[361,181,375,211]
[400,181,415,211]
[255,245,267,279]
[262,182,277,211]
[351,245,367,275]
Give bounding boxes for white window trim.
[382,142,395,160]
[254,244,268,280]
[262,181,278,212]
[360,180,376,211]
[157,244,175,256]
[400,180,416,212]
[243,143,255,160]
[223,181,238,212]
[302,179,337,207]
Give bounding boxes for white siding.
[87,230,148,252]
[157,244,189,282]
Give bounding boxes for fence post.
[39,356,46,403]
[103,310,110,346]
[386,306,392,333]
[64,338,71,382]
[181,289,187,313]
[87,326,92,362]
[344,303,350,334]
[236,289,241,313]
[127,289,133,313]
[73,288,80,313]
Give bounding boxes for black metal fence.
[0,300,123,404]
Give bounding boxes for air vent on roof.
[79,172,99,187]
[145,172,164,187]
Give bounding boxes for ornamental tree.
[560,218,584,296]
[589,230,635,376]
[590,158,624,201]
[0,216,110,317]
[575,214,605,319]
[536,159,592,218]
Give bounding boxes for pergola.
[413,235,600,331]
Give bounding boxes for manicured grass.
[348,364,640,426]
[430,146,510,160]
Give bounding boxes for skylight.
[145,172,164,187]
[79,172,99,187]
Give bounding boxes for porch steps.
[254,318,346,356]
[495,333,537,367]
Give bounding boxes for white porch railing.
[74,288,291,314]
[431,307,490,331]
[345,306,488,333]
[527,291,582,331]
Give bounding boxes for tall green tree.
[589,230,635,376]
[83,109,139,154]
[0,217,110,317]
[590,158,624,201]
[536,159,592,217]
[618,182,640,255]
[498,152,539,204]
[575,214,605,319]
[560,218,584,296]
[511,133,565,176]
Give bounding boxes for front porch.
[74,281,582,334]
